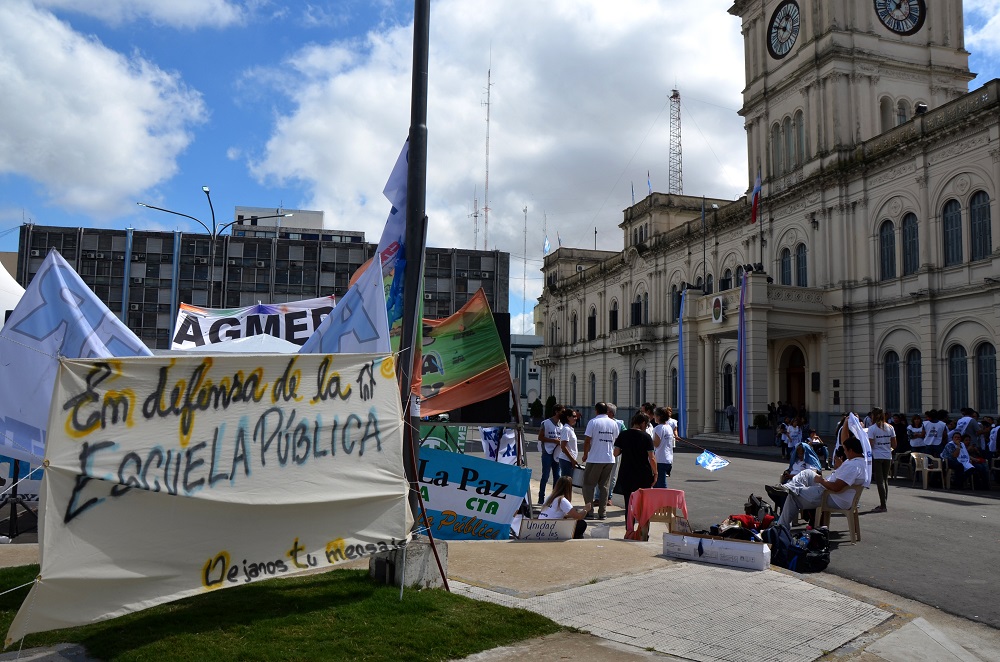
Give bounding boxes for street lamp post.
[137,190,291,307]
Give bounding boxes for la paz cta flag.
[0,249,151,468]
[419,289,511,417]
[7,352,410,643]
[418,448,530,540]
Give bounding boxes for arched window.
[736,264,745,285]
[794,110,805,165]
[610,370,619,406]
[906,349,922,413]
[609,299,619,332]
[970,191,992,261]
[671,367,678,407]
[884,351,900,412]
[795,243,807,286]
[634,370,642,408]
[548,378,554,399]
[723,268,733,290]
[642,369,647,404]
[571,312,578,344]
[671,285,680,322]
[724,363,734,407]
[631,294,642,326]
[779,248,792,285]
[589,372,597,407]
[948,345,968,412]
[771,123,783,176]
[705,274,714,295]
[783,116,794,169]
[587,306,597,341]
[570,374,577,407]
[879,97,894,133]
[943,199,963,266]
[879,220,896,280]
[550,322,557,345]
[901,213,919,275]
[976,343,997,414]
[643,292,649,324]
[896,99,910,125]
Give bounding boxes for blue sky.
[2,0,999,335]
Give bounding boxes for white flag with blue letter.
[299,258,390,354]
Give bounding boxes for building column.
[745,275,770,423]
[704,336,718,433]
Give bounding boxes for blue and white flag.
[0,249,151,466]
[543,235,550,255]
[481,427,518,465]
[299,258,390,354]
[695,450,730,472]
[557,232,562,247]
[648,170,652,196]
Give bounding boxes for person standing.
[922,410,948,459]
[613,412,657,515]
[581,402,620,520]
[725,403,737,433]
[537,404,564,504]
[652,406,676,488]
[555,409,581,482]
[866,407,896,512]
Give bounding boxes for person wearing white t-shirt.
[906,415,926,451]
[776,436,867,529]
[581,402,620,520]
[652,406,676,488]
[536,405,564,504]
[922,411,948,458]
[866,407,896,513]
[554,409,581,480]
[538,476,587,539]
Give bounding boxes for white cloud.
[966,0,1000,57]
[0,1,207,218]
[33,0,245,29]
[249,0,748,311]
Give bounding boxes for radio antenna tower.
[482,67,493,250]
[668,89,683,195]
[469,187,480,248]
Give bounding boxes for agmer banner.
[7,353,411,643]
[417,448,529,541]
[171,295,337,349]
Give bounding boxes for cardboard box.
[662,532,770,571]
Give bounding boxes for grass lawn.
[0,565,561,661]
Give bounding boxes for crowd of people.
[535,401,686,537]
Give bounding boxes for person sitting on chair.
[773,436,867,529]
[782,442,823,483]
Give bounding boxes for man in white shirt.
[775,436,867,529]
[581,402,620,520]
[536,404,564,504]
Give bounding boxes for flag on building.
[543,235,550,255]
[750,167,762,224]
[648,171,652,196]
[631,182,635,205]
[677,289,687,438]
[557,232,562,247]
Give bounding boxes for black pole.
[400,0,430,520]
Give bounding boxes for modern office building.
[16,211,508,350]
[534,1,999,433]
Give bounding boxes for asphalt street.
[651,444,1000,630]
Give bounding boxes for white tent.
[174,333,301,354]
[0,261,24,330]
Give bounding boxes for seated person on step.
[538,476,588,539]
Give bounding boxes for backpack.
[744,493,774,520]
[764,523,831,573]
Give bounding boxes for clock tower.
[729,0,974,188]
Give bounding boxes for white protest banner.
[7,353,410,644]
[0,249,151,494]
[171,295,337,349]
[418,448,530,541]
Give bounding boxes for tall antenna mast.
[482,66,493,250]
[469,187,480,248]
[668,88,683,195]
[522,205,528,334]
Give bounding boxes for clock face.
[873,0,925,35]
[767,1,800,60]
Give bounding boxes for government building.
[534,1,998,434]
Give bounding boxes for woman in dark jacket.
[612,412,657,512]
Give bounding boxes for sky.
[2,0,1000,336]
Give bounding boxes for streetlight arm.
[218,213,293,236]
[136,202,211,234]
